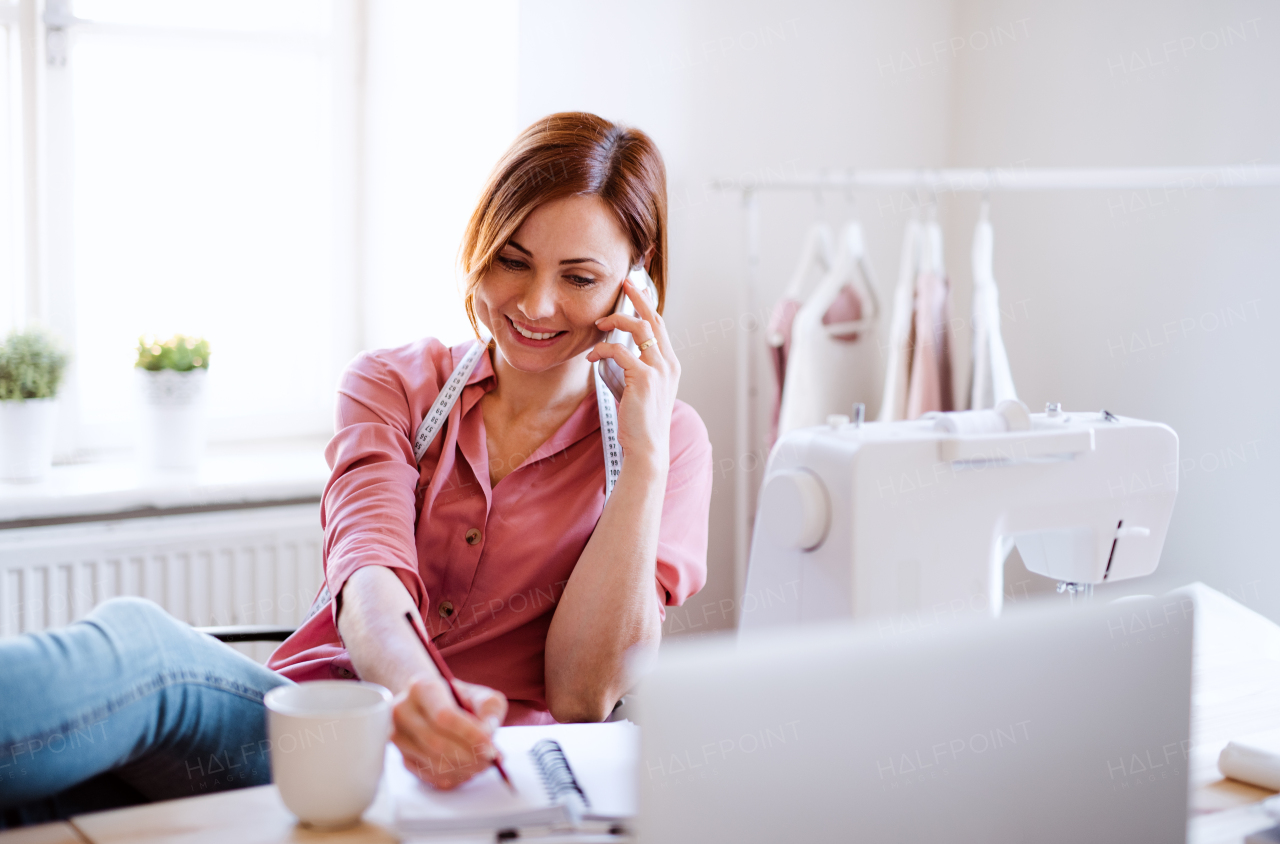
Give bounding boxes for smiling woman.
[265,112,713,785]
[0,113,711,825]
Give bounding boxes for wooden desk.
[4,582,1277,844]
[70,786,397,844]
[0,823,85,844]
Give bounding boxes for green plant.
[0,327,69,400]
[135,334,210,372]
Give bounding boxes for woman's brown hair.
[459,112,668,336]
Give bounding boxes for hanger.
[824,173,881,332]
[778,168,836,304]
[781,221,836,302]
[817,219,882,337]
[797,169,880,336]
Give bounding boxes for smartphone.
[597,265,658,400]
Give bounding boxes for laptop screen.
[636,596,1192,844]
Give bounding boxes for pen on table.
[403,611,515,792]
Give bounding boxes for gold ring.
[636,337,657,353]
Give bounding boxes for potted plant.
[135,334,211,471]
[0,327,69,482]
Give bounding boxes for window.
[7,0,360,454]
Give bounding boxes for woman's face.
[474,194,634,375]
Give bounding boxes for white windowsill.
[0,437,332,524]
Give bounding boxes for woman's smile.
[505,314,568,346]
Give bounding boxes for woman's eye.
[565,275,596,288]
[496,256,527,271]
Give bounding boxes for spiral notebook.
[384,721,638,835]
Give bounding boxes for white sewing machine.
[739,402,1179,631]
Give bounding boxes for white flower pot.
[0,398,58,482]
[137,369,209,471]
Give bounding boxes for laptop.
[635,596,1193,843]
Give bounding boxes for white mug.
[265,680,393,829]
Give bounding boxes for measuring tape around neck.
[412,337,623,501]
[305,337,622,622]
[411,337,490,464]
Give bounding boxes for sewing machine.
[739,402,1179,631]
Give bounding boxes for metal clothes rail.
[710,165,1280,603]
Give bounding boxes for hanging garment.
[904,270,955,417]
[967,211,1018,409]
[768,223,835,445]
[905,221,955,418]
[768,285,864,443]
[776,221,883,437]
[878,217,921,422]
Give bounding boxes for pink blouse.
[266,337,713,724]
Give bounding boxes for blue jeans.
[0,596,294,829]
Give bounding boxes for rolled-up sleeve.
[653,401,714,620]
[322,351,430,630]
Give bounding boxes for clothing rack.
[710,165,1280,603]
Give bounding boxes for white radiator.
[0,503,323,663]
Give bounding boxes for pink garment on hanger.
[905,271,955,418]
[767,297,802,446]
[768,285,866,445]
[821,285,863,340]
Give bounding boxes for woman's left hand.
[587,279,681,470]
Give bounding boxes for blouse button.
[439,600,455,619]
[465,527,482,546]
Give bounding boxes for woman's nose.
[516,274,558,321]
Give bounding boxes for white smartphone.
[597,265,658,400]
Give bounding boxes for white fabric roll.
[1219,729,1280,791]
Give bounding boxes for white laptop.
[635,596,1193,843]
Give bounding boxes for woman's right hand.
[391,673,509,790]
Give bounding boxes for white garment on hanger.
[968,213,1017,409]
[776,221,883,437]
[878,217,920,422]
[767,223,835,445]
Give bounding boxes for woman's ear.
[641,244,656,273]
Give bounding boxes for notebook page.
[385,743,566,832]
[495,721,639,820]
[383,721,638,832]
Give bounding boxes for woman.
[0,112,712,825]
